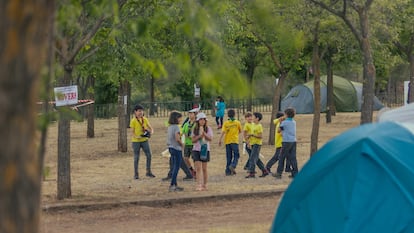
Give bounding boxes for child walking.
[245,112,269,178]
[191,112,213,191]
[275,107,299,179]
[219,109,242,176]
[167,111,185,192]
[242,112,255,170]
[265,111,285,174]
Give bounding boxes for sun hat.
[196,112,207,121]
[189,108,199,113]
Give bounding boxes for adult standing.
[215,96,226,129]
[130,104,156,179]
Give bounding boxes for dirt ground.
[39,112,369,232]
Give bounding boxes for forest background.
[0,0,413,232]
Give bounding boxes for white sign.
[54,85,78,107]
[194,84,200,97]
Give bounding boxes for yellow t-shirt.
[222,119,242,144]
[243,122,254,142]
[249,123,263,146]
[273,119,282,148]
[130,117,150,142]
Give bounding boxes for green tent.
[281,75,384,114]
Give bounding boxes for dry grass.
[41,112,365,207]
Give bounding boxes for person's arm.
[192,128,205,143]
[145,118,154,134]
[218,131,225,146]
[203,127,213,142]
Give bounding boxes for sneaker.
[245,173,255,178]
[274,173,282,179]
[146,173,156,178]
[285,168,292,172]
[161,176,171,181]
[183,176,194,181]
[259,171,269,178]
[229,166,236,175]
[169,185,184,192]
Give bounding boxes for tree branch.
[74,46,100,65]
[309,0,362,43]
[67,15,109,63]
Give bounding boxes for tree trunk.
[246,62,255,112]
[409,53,414,104]
[310,23,321,156]
[57,68,73,200]
[268,73,286,145]
[359,8,376,124]
[118,80,129,152]
[0,1,51,232]
[87,75,95,138]
[149,76,155,116]
[326,58,335,123]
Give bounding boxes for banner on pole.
[54,85,78,107]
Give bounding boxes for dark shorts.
[192,150,210,162]
[183,145,193,158]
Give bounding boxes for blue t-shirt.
[280,118,296,142]
[216,102,226,117]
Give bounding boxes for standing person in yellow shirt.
[242,112,254,170]
[245,112,269,178]
[265,112,285,174]
[130,104,156,179]
[219,109,242,176]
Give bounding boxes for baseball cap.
[189,104,201,113]
[196,112,207,121]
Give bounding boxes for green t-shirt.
[182,120,196,146]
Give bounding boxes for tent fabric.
[281,75,384,114]
[377,103,414,124]
[270,121,414,233]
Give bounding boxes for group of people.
[129,100,299,192]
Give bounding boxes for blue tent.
[271,121,414,233]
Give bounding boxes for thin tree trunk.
[57,69,73,200]
[246,62,255,112]
[326,58,335,122]
[87,76,95,138]
[310,22,321,156]
[149,76,155,116]
[268,73,286,145]
[409,53,414,103]
[118,80,129,152]
[358,8,376,124]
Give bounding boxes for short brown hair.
[285,107,295,118]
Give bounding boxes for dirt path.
[40,194,281,233]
